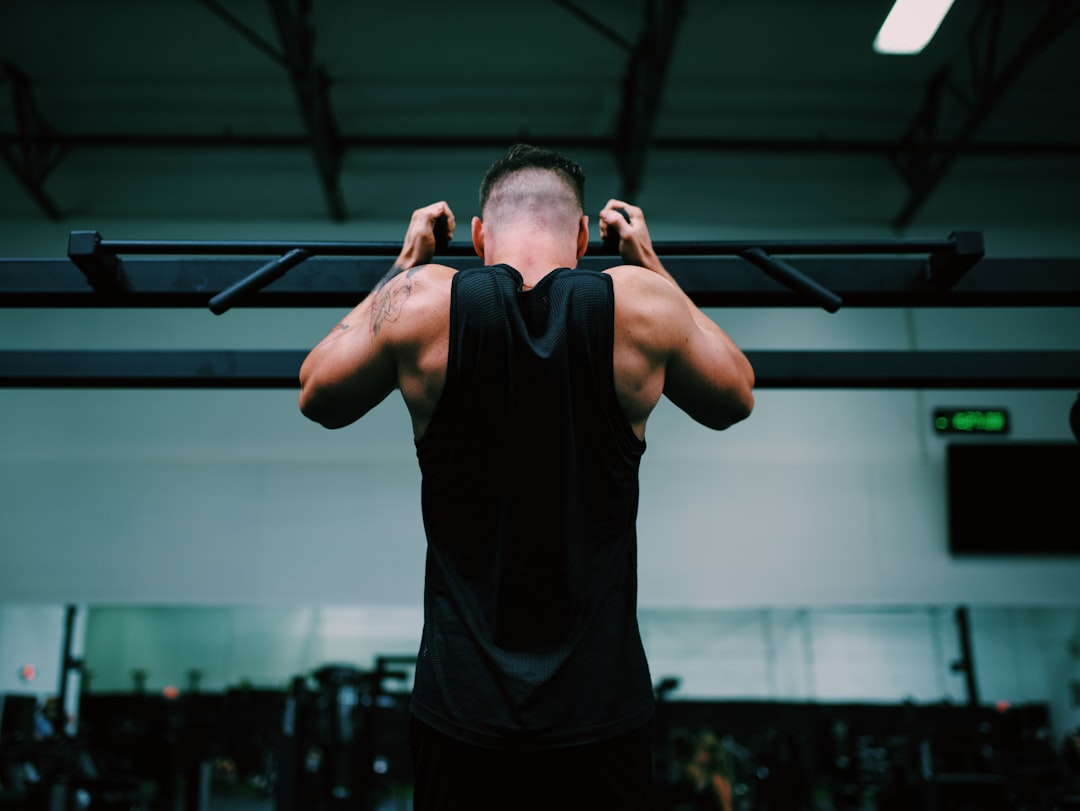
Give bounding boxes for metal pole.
[57,604,79,735]
[954,605,980,708]
[91,235,965,258]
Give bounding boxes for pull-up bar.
[66,229,985,316]
[80,235,970,257]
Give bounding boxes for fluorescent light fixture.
[874,0,957,54]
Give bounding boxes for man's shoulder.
[409,262,459,283]
[603,264,681,306]
[604,265,690,347]
[371,263,455,343]
[394,262,457,299]
[603,263,668,287]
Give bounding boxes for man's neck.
[485,228,578,287]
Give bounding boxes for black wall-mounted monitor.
[947,442,1080,556]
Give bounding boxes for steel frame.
[0,228,1077,390]
[1,349,1077,390]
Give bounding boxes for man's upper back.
[389,262,682,440]
[299,256,751,439]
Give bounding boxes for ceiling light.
[873,0,957,54]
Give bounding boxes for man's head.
[477,144,586,236]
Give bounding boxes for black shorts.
[408,715,654,811]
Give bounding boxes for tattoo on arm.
[373,263,406,295]
[370,265,423,335]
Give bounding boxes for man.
[299,144,755,809]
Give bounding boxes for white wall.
[1,301,1077,608]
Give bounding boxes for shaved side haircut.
[479,144,587,236]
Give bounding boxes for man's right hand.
[398,201,456,270]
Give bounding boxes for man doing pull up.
[299,144,755,810]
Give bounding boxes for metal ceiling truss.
[614,0,685,201]
[6,132,1074,155]
[552,0,635,51]
[198,0,347,221]
[2,228,1078,390]
[0,61,66,220]
[4,0,1079,223]
[890,0,1080,228]
[553,0,686,199]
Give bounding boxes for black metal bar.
[208,248,312,314]
[739,248,843,312]
[614,0,686,200]
[65,229,978,311]
[0,146,64,220]
[751,350,1080,389]
[57,604,79,735]
[268,0,346,222]
[2,350,1078,389]
[196,0,288,66]
[3,133,1078,156]
[5,255,1078,309]
[0,350,306,388]
[552,0,634,50]
[953,606,981,708]
[0,61,65,220]
[67,230,129,292]
[84,233,967,257]
[926,230,985,289]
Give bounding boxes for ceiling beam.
[196,0,288,67]
[890,0,1080,228]
[613,0,686,201]
[552,0,635,51]
[268,0,347,222]
[199,0,346,221]
[1,349,1077,390]
[6,132,1075,157]
[0,61,66,220]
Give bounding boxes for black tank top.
[410,264,654,748]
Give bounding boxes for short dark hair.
[479,143,586,214]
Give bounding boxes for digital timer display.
[933,408,1009,434]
